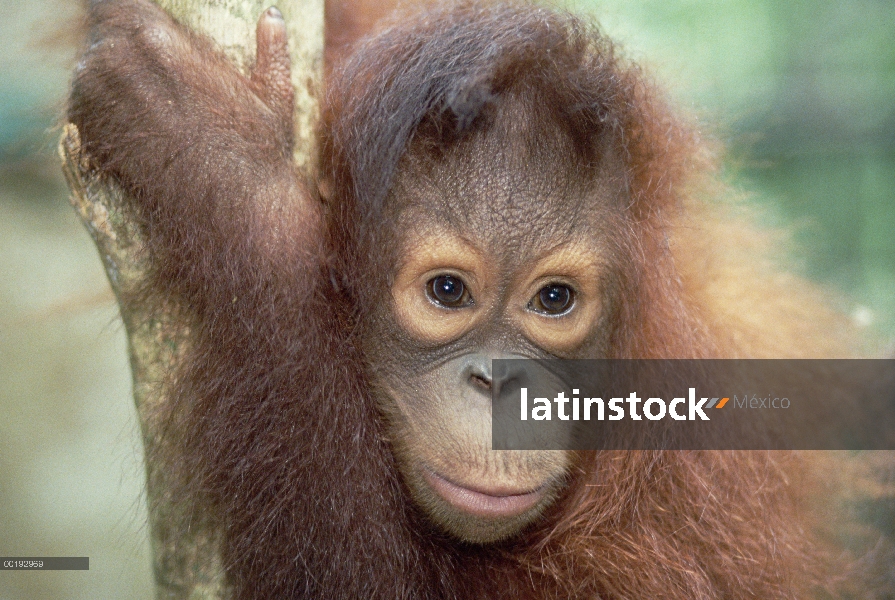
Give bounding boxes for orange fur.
[69,0,891,597]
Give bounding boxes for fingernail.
[266,6,283,19]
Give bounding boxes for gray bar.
[492,359,895,450]
[0,557,89,570]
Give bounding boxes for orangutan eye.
[529,283,574,315]
[427,275,472,308]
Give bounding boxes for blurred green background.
[0,0,892,598]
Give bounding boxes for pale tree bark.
[59,1,323,597]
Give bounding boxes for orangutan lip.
[423,469,545,518]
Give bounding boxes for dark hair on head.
[320,1,695,231]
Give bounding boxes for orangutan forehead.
[387,94,628,241]
[388,145,626,256]
[390,173,589,258]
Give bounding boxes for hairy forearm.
[69,0,318,311]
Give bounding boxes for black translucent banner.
[491,360,895,450]
[0,557,89,570]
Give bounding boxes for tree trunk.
[59,1,323,597]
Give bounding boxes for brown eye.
[428,275,471,308]
[530,283,574,315]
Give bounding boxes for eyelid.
[421,269,478,294]
[525,277,580,300]
[527,282,576,316]
[426,274,474,308]
[509,245,603,354]
[391,229,489,345]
